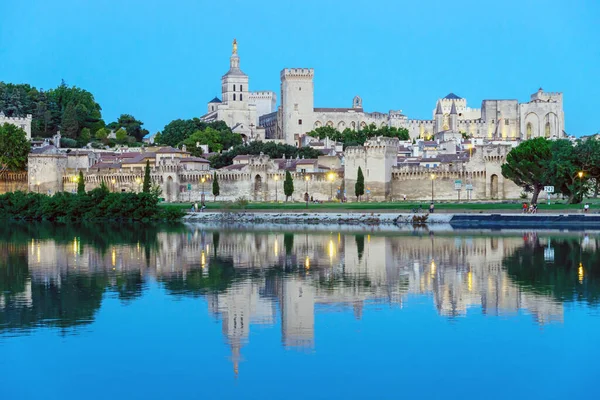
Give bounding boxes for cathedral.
[202,40,565,146]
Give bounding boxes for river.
[1,222,599,399]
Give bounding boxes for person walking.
[522,202,528,214]
[194,202,198,213]
[403,194,407,201]
[201,201,206,212]
[584,203,590,213]
[429,202,435,214]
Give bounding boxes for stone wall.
[28,154,67,194]
[0,172,28,194]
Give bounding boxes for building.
[200,39,277,141]
[0,111,32,140]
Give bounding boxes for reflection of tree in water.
[504,237,600,305]
[160,257,239,297]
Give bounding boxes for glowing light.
[579,263,584,283]
[328,172,336,181]
[73,238,78,255]
[367,234,371,243]
[430,174,436,180]
[578,171,584,179]
[305,256,310,270]
[305,175,310,181]
[111,248,116,267]
[467,271,473,292]
[328,239,335,260]
[274,239,279,257]
[274,175,279,181]
[430,260,436,278]
[201,251,206,267]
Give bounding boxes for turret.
[434,101,444,133]
[449,101,458,132]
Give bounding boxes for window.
[299,87,302,91]
[505,119,509,125]
[298,119,302,125]
[233,84,236,91]
[240,94,243,101]
[294,104,298,111]
[240,85,243,91]
[233,94,236,101]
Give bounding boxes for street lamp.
[305,175,310,208]
[578,171,584,210]
[111,178,116,193]
[201,177,206,202]
[430,173,436,202]
[327,172,336,201]
[273,175,279,202]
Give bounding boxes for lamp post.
[274,175,279,202]
[430,173,436,202]
[305,175,310,208]
[578,171,584,210]
[327,172,336,201]
[201,177,206,203]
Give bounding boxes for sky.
[2,0,599,136]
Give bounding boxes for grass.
[162,199,599,212]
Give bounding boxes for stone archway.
[490,174,499,199]
[254,174,262,201]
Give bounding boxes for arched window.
[233,84,236,91]
[545,122,551,138]
[233,93,236,101]
[526,122,532,139]
[240,85,243,92]
[240,94,243,101]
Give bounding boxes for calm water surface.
[1,223,599,399]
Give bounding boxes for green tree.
[115,114,148,142]
[79,127,91,146]
[115,128,127,142]
[284,170,294,201]
[77,170,85,194]
[61,102,79,138]
[355,167,365,201]
[545,139,589,204]
[212,172,220,201]
[95,127,108,141]
[142,160,151,193]
[209,141,322,169]
[501,137,552,204]
[0,123,30,174]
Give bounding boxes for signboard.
[454,180,462,190]
[544,186,555,193]
[465,184,473,191]
[187,184,192,191]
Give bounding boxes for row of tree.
[307,124,410,148]
[0,81,148,146]
[502,137,600,204]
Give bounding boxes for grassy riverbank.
[163,200,599,213]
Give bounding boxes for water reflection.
[1,223,599,373]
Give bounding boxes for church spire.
[450,100,457,115]
[435,100,443,115]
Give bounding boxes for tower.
[280,68,315,146]
[434,101,444,134]
[221,39,249,109]
[449,101,458,132]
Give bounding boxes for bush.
[0,190,176,222]
[60,138,78,148]
[159,206,186,221]
[235,196,249,209]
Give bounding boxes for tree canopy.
[209,141,323,169]
[501,137,552,204]
[158,119,230,148]
[182,126,242,156]
[307,124,410,148]
[0,123,30,173]
[355,167,365,201]
[284,171,294,201]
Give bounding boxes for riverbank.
[183,211,600,229]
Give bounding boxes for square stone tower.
[279,68,314,146]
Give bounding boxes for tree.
[209,141,323,169]
[61,102,79,138]
[79,127,91,146]
[212,172,220,201]
[115,114,148,142]
[115,128,127,142]
[501,138,552,204]
[545,140,588,204]
[77,170,85,194]
[355,167,365,201]
[284,171,294,201]
[95,127,108,141]
[0,123,30,174]
[142,161,151,193]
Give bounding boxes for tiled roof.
[180,157,209,163]
[444,93,462,100]
[208,97,222,103]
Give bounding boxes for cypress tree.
[355,167,364,201]
[212,172,220,201]
[284,170,294,201]
[77,170,85,194]
[142,160,151,193]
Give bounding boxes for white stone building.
[200,40,276,141]
[0,111,32,140]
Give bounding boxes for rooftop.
[443,93,462,100]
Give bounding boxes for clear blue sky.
[2,0,599,136]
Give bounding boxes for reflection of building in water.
[10,230,581,372]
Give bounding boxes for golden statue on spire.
[232,38,238,55]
